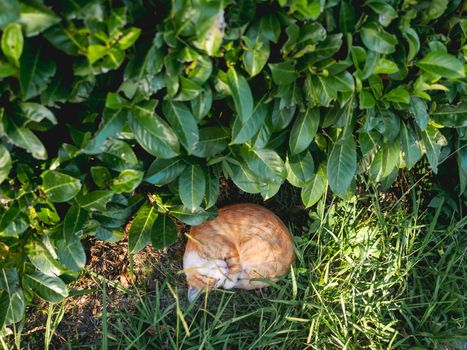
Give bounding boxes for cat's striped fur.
[183,203,294,300]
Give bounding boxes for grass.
[105,187,465,349]
[1,180,466,349]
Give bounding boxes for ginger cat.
[183,203,294,301]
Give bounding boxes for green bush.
[0,0,465,327]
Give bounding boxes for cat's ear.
[187,285,201,302]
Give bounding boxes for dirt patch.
[21,232,186,348]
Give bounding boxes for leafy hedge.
[0,0,466,327]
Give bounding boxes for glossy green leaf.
[18,1,60,37]
[179,164,205,211]
[243,37,270,77]
[228,0,256,26]
[294,0,321,19]
[362,50,380,79]
[289,108,320,155]
[269,62,298,85]
[0,269,25,327]
[20,102,56,124]
[286,151,315,188]
[359,130,381,156]
[231,102,268,145]
[0,61,16,78]
[359,90,376,109]
[42,23,80,56]
[303,34,342,65]
[370,139,400,182]
[431,102,467,127]
[175,77,203,101]
[383,86,410,104]
[41,170,81,203]
[416,52,465,79]
[360,23,397,54]
[373,58,399,75]
[322,72,355,92]
[193,0,224,56]
[170,205,218,226]
[63,204,89,240]
[191,88,212,120]
[241,147,286,183]
[0,0,20,29]
[367,2,397,27]
[403,28,420,62]
[145,158,187,186]
[421,125,447,174]
[380,168,398,191]
[1,22,23,67]
[98,139,139,172]
[260,14,280,43]
[339,0,356,34]
[128,203,157,253]
[0,144,12,184]
[301,164,327,208]
[205,171,219,209]
[162,100,199,153]
[409,97,429,130]
[87,45,108,64]
[151,214,178,249]
[187,57,212,87]
[95,226,125,243]
[363,108,400,143]
[0,290,24,328]
[260,181,281,200]
[226,67,253,123]
[91,166,112,187]
[118,27,141,50]
[0,203,23,234]
[368,76,386,100]
[2,116,47,159]
[105,92,127,110]
[400,122,422,170]
[111,169,144,193]
[78,191,114,212]
[305,75,332,107]
[19,41,56,100]
[23,272,68,303]
[128,102,180,158]
[55,238,86,272]
[83,109,127,154]
[327,137,357,194]
[192,127,229,157]
[426,0,448,20]
[223,160,260,194]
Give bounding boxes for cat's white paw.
[208,259,229,287]
[222,276,238,289]
[184,252,229,288]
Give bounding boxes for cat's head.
[183,251,229,302]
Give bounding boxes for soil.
[21,237,182,348]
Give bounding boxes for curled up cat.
[183,203,295,302]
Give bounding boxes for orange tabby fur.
[183,203,294,300]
